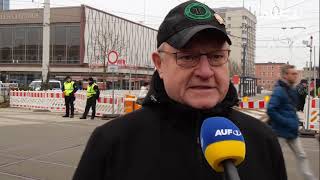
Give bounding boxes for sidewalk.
[0,108,106,180]
[0,108,318,180]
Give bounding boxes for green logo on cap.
[184,2,212,20]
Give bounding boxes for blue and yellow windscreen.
[200,117,246,172]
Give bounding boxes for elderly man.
[73,1,287,180]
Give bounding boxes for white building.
[0,5,157,89]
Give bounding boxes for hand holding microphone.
[200,117,246,180]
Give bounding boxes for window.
[50,24,80,64]
[67,26,80,64]
[227,24,231,28]
[26,27,42,63]
[51,25,66,63]
[0,27,13,63]
[227,17,231,20]
[13,27,26,63]
[0,24,79,65]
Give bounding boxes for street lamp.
[281,27,306,64]
[302,36,314,131]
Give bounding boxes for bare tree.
[94,30,126,89]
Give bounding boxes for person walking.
[80,77,100,120]
[62,76,77,118]
[267,64,316,180]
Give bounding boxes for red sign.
[233,75,240,85]
[116,59,126,66]
[107,50,119,64]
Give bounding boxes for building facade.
[0,6,157,89]
[255,62,285,90]
[214,7,256,77]
[302,66,319,80]
[0,0,9,11]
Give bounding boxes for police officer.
[80,77,100,120]
[62,76,77,118]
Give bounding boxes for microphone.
[200,117,246,180]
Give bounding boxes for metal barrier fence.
[10,90,125,116]
[9,90,319,130]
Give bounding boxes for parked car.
[29,80,62,91]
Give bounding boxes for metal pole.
[112,69,115,114]
[306,36,313,130]
[259,0,262,16]
[42,0,50,83]
[313,45,316,96]
[129,67,132,90]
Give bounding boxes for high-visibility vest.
[87,83,97,98]
[64,81,74,96]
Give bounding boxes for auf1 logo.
[214,129,242,137]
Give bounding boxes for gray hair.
[281,64,295,77]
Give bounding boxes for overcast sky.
[9,0,319,70]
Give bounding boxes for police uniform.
[80,83,100,119]
[62,80,77,118]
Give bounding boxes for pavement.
[0,108,106,180]
[0,107,319,180]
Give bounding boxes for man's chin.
[187,100,219,110]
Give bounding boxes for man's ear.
[152,52,164,78]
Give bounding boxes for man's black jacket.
[73,71,287,180]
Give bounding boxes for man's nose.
[194,55,214,79]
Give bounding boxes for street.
[0,108,319,180]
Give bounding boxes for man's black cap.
[157,1,232,48]
[88,77,94,81]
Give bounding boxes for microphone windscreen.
[200,117,246,172]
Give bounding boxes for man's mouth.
[189,86,214,89]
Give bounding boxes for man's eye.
[209,54,224,59]
[179,54,194,61]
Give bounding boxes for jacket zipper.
[195,112,205,166]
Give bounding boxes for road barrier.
[10,90,319,126]
[10,90,125,116]
[304,97,319,131]
[75,91,124,116]
[239,100,266,109]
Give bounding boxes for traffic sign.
[108,65,118,72]
[108,51,119,64]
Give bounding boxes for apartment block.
[214,7,256,77]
